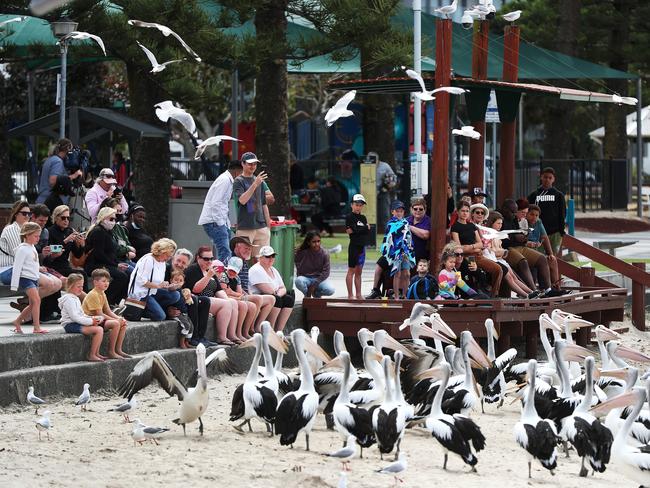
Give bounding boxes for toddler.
[437,251,478,300]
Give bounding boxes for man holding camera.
[85,168,129,222]
[36,138,82,204]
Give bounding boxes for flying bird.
[155,101,197,136]
[75,383,91,411]
[128,20,201,62]
[0,16,27,27]
[404,68,435,101]
[194,136,241,159]
[432,86,467,96]
[502,10,522,23]
[136,41,184,73]
[35,411,52,441]
[27,386,46,415]
[452,126,481,140]
[325,91,356,127]
[435,0,458,18]
[61,31,107,56]
[612,94,638,106]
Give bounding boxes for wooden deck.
[302,287,627,358]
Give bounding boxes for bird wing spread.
[118,351,186,401]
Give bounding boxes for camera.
[65,146,90,174]
[461,11,474,29]
[50,244,63,253]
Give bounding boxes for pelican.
[307,326,324,373]
[594,325,621,369]
[27,386,46,414]
[591,384,650,487]
[332,351,375,456]
[422,362,486,471]
[478,319,517,409]
[607,341,650,369]
[347,346,385,407]
[513,359,560,478]
[260,331,299,395]
[276,328,330,450]
[314,331,352,424]
[327,435,358,471]
[561,356,613,476]
[552,309,593,379]
[118,344,228,435]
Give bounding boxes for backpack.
[406,275,438,300]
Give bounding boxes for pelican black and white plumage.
[561,356,613,476]
[118,344,228,436]
[591,384,650,487]
[27,386,46,414]
[422,362,486,471]
[513,359,560,478]
[478,318,517,409]
[230,332,280,433]
[276,328,330,450]
[332,351,375,456]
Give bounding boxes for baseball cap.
[99,168,117,185]
[259,245,276,257]
[472,187,488,197]
[352,194,366,204]
[227,256,243,273]
[390,200,406,211]
[241,152,260,164]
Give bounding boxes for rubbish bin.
[269,221,286,283]
[281,220,299,289]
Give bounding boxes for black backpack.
[406,275,438,300]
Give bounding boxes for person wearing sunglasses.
[83,207,129,305]
[407,197,431,270]
[45,205,87,278]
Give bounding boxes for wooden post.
[632,262,646,330]
[429,18,452,271]
[468,20,489,192]
[497,25,520,205]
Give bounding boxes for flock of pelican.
[24,305,650,486]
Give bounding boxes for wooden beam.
[468,20,489,192]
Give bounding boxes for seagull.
[612,94,638,106]
[476,224,528,241]
[0,16,27,27]
[155,101,196,136]
[452,126,481,140]
[136,41,184,73]
[132,419,170,446]
[60,31,107,56]
[35,411,52,441]
[327,244,342,255]
[194,135,241,159]
[127,20,201,62]
[435,0,458,18]
[327,435,358,471]
[377,452,408,486]
[404,68,435,101]
[75,383,91,411]
[27,386,46,415]
[502,10,522,23]
[432,86,467,96]
[325,91,356,127]
[108,397,137,423]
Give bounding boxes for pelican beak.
[491,326,500,341]
[563,343,592,362]
[239,337,256,349]
[541,315,562,332]
[415,365,446,381]
[430,314,457,340]
[418,325,454,344]
[468,336,492,368]
[323,355,343,369]
[267,330,289,354]
[470,358,483,369]
[598,367,630,381]
[381,334,417,359]
[590,390,638,416]
[568,318,594,332]
[595,325,621,342]
[615,344,650,363]
[398,319,410,331]
[304,336,332,363]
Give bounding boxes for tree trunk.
[126,65,170,239]
[543,0,581,159]
[254,1,290,217]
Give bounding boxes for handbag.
[122,263,155,321]
[70,248,92,268]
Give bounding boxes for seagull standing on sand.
[76,383,91,411]
[155,101,197,136]
[35,411,52,441]
[377,452,408,486]
[452,126,481,140]
[435,0,458,18]
[132,419,170,445]
[136,41,184,73]
[128,20,201,62]
[502,10,522,23]
[327,435,358,471]
[108,397,137,423]
[60,31,107,56]
[27,386,46,414]
[324,91,356,127]
[194,136,241,159]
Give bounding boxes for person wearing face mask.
[125,204,154,261]
[83,207,129,305]
[85,168,129,222]
[100,197,136,272]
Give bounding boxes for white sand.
[1,323,649,488]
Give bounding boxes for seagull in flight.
[432,86,467,96]
[452,125,481,139]
[194,136,241,159]
[325,91,356,127]
[435,0,458,18]
[404,68,435,101]
[155,101,197,136]
[477,224,527,241]
[128,20,201,62]
[136,41,184,73]
[502,10,522,23]
[0,16,27,27]
[61,31,107,56]
[612,94,638,106]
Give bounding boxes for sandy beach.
[1,325,649,488]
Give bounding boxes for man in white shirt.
[84,168,129,222]
[198,160,243,262]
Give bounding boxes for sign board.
[485,90,500,123]
[410,153,429,196]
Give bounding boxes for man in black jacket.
[527,167,566,255]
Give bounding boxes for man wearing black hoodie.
[527,167,565,254]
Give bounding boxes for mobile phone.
[50,244,63,253]
[466,255,476,264]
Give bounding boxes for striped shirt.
[0,222,22,269]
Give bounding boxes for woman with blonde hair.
[45,205,86,277]
[84,207,129,305]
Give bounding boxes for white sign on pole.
[55,74,61,106]
[410,153,429,196]
[485,89,500,123]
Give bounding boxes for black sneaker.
[527,290,542,299]
[543,289,566,298]
[188,338,201,347]
[365,288,382,300]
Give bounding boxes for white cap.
[259,245,276,257]
[99,168,117,185]
[227,256,243,273]
[352,193,366,204]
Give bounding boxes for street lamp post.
[50,18,78,140]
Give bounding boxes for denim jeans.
[294,276,335,298]
[145,289,184,321]
[203,223,232,263]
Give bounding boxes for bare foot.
[117,352,132,358]
[179,338,188,349]
[107,353,122,360]
[98,354,107,360]
[355,295,363,300]
[87,355,105,362]
[347,295,354,300]
[11,321,23,334]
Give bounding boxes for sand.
[1,325,649,488]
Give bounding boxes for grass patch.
[306,234,384,265]
[568,258,650,272]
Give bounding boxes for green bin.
[281,221,300,289]
[269,222,286,284]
